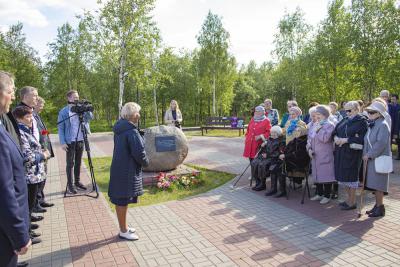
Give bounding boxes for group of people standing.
[0,70,94,267]
[245,92,393,218]
[0,71,55,267]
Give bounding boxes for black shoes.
[340,202,357,210]
[40,202,54,208]
[366,205,377,215]
[31,237,42,245]
[265,190,277,196]
[67,185,77,194]
[368,205,385,217]
[17,261,29,267]
[33,206,47,213]
[30,231,41,238]
[254,184,266,191]
[31,215,43,222]
[31,223,39,230]
[75,182,87,191]
[274,192,286,198]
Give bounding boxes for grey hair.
[309,106,318,115]
[20,86,37,99]
[0,71,14,92]
[344,101,360,112]
[121,102,141,120]
[380,90,390,98]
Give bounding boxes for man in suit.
[0,71,31,267]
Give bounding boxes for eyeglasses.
[345,110,352,113]
[367,111,378,115]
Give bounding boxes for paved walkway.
[20,134,400,266]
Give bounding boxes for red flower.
[41,129,50,135]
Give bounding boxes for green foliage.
[1,0,399,130]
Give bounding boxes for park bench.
[201,116,246,136]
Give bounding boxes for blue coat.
[333,114,368,182]
[108,119,149,199]
[57,105,93,145]
[0,123,30,267]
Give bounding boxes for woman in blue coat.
[108,102,149,241]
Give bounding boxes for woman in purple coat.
[307,105,336,205]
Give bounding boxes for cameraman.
[58,90,93,194]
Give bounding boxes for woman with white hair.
[164,100,183,128]
[108,102,149,240]
[333,101,368,210]
[362,101,391,217]
[263,126,286,196]
[307,105,336,205]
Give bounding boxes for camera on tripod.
[70,100,94,114]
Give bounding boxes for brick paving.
[19,134,400,266]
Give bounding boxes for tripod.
[62,113,99,198]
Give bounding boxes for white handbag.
[367,129,393,174]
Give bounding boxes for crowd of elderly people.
[245,91,394,218]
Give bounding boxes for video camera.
[70,100,94,114]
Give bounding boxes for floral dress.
[18,123,46,184]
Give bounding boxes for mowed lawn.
[84,157,235,209]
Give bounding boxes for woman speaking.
[108,102,149,241]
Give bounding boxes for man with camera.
[58,90,93,194]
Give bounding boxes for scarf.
[286,119,299,136]
[319,119,328,126]
[254,114,266,122]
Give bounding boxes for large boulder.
[143,125,189,172]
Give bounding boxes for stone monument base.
[143,165,200,186]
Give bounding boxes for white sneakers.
[320,197,330,205]
[310,195,330,204]
[119,227,138,241]
[310,195,323,201]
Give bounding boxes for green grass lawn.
[85,157,235,209]
[184,129,246,138]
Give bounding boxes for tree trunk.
[153,87,159,126]
[118,40,126,118]
[212,73,216,115]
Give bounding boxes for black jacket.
[33,112,54,158]
[108,119,149,199]
[0,112,21,147]
[257,137,285,172]
[283,135,310,172]
[333,114,368,182]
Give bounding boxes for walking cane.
[230,144,264,190]
[358,158,368,218]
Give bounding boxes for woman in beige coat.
[164,100,182,128]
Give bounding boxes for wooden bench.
[201,117,246,136]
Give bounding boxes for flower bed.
[156,171,204,190]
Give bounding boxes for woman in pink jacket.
[307,105,336,205]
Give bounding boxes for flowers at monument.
[156,171,202,190]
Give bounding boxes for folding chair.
[282,161,311,204]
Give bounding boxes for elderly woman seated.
[251,126,285,192]
[277,106,309,197]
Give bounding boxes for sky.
[0,0,340,65]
